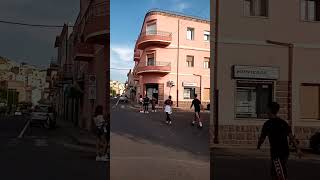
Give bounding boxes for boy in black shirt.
[190,94,202,128]
[143,95,150,114]
[257,102,302,180]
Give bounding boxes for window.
[235,81,273,119]
[300,84,320,119]
[184,87,195,99]
[187,27,195,40]
[146,22,157,35]
[147,54,155,66]
[244,0,268,17]
[204,31,210,41]
[186,56,194,67]
[301,0,320,21]
[203,57,210,69]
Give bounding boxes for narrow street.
[0,115,108,180]
[110,99,210,180]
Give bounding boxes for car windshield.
[34,106,49,112]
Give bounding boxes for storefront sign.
[88,86,96,100]
[88,75,96,86]
[233,65,279,80]
[182,82,197,87]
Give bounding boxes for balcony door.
[147,53,155,66]
[146,22,157,35]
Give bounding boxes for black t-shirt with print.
[261,118,292,159]
[192,99,201,112]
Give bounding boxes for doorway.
[145,84,159,104]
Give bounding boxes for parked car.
[310,132,320,154]
[14,111,22,116]
[30,105,55,128]
[119,95,128,103]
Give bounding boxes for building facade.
[132,9,210,108]
[53,0,109,130]
[211,0,320,148]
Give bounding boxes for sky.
[0,0,79,69]
[110,0,210,83]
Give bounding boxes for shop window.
[300,85,320,119]
[146,22,157,35]
[301,0,320,21]
[244,0,268,17]
[235,81,273,119]
[184,87,195,99]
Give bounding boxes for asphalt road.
[110,99,210,180]
[212,149,320,180]
[0,115,108,180]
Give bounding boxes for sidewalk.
[212,144,320,161]
[56,118,96,148]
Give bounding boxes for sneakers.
[169,121,172,125]
[198,122,203,129]
[191,121,196,126]
[166,121,169,124]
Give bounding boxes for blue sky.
[110,0,210,83]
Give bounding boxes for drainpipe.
[213,0,220,144]
[176,19,180,107]
[266,40,294,134]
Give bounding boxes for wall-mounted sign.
[88,75,96,86]
[182,82,197,87]
[233,65,279,80]
[88,86,96,100]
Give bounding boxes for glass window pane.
[184,88,191,99]
[301,0,307,20]
[244,0,252,16]
[308,0,316,21]
[236,87,257,118]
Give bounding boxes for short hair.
[268,102,280,114]
[194,94,198,98]
[169,96,172,99]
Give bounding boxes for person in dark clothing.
[164,96,173,125]
[143,95,150,113]
[257,102,302,180]
[190,94,202,128]
[151,95,157,112]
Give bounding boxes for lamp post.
[193,74,202,102]
[265,40,294,132]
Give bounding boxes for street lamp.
[266,40,294,132]
[193,74,202,102]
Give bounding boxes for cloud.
[173,2,190,12]
[110,44,134,82]
[111,46,133,62]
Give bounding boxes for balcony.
[134,50,141,61]
[136,31,172,49]
[73,43,95,61]
[62,64,73,81]
[83,1,109,45]
[136,61,171,75]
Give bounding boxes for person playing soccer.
[190,94,202,128]
[257,102,302,180]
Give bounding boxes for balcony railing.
[137,61,171,74]
[62,64,73,80]
[134,50,141,61]
[73,43,95,61]
[136,30,172,49]
[82,1,109,45]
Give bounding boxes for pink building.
[211,0,320,148]
[53,0,109,130]
[132,9,210,108]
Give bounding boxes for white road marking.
[112,98,121,109]
[18,120,30,138]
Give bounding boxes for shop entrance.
[145,84,158,104]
